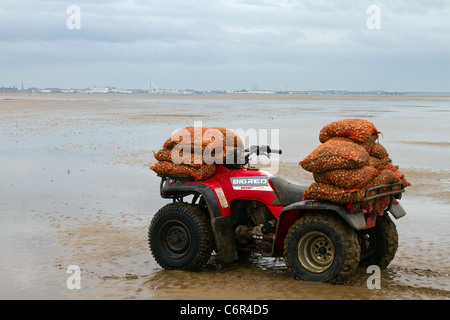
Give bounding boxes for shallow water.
[0,93,449,299]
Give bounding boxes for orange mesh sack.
[377,164,411,188]
[368,168,400,188]
[328,134,378,154]
[361,169,401,210]
[360,195,392,215]
[400,175,411,188]
[313,166,379,189]
[153,147,205,167]
[319,119,380,143]
[368,156,392,169]
[302,183,366,204]
[359,166,410,212]
[163,126,244,150]
[299,139,369,173]
[163,126,213,147]
[153,144,228,167]
[365,167,411,196]
[162,126,244,164]
[150,161,217,180]
[369,143,388,159]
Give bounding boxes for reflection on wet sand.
[0,94,449,299]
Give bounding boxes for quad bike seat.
[270,177,306,206]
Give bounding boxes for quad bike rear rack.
[359,182,405,213]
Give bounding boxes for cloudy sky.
[1,0,449,91]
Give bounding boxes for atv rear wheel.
[358,214,398,269]
[148,202,214,271]
[284,212,361,283]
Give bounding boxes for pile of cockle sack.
[300,119,410,206]
[151,126,244,180]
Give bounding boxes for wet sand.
[0,93,449,300]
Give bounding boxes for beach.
[0,93,449,299]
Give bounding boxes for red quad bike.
[148,145,406,283]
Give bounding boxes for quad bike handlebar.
[244,145,282,156]
[226,145,282,166]
[244,145,282,162]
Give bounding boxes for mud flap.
[389,203,406,219]
[211,216,238,263]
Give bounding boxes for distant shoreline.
[2,92,450,102]
[1,86,450,97]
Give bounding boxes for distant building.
[90,87,110,93]
[0,86,18,93]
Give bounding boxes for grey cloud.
[0,0,449,91]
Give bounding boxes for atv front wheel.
[357,214,398,269]
[284,212,361,283]
[148,202,214,271]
